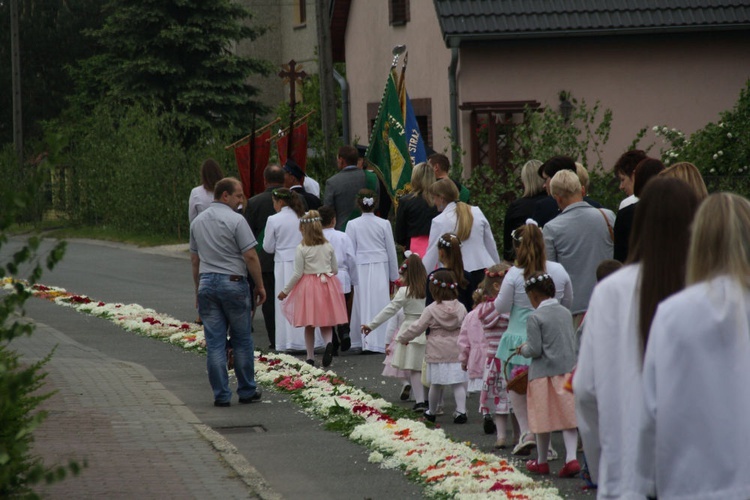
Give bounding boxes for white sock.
[410,371,425,403]
[563,428,579,463]
[508,391,529,436]
[452,382,467,414]
[428,384,444,414]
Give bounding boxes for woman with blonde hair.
[423,178,500,293]
[495,220,573,456]
[395,162,439,257]
[634,192,750,499]
[503,160,547,262]
[659,161,708,201]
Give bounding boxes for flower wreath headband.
[438,234,461,248]
[273,189,291,200]
[429,274,458,289]
[524,273,552,289]
[485,268,509,278]
[300,212,321,224]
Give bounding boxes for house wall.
[457,31,750,171]
[236,0,319,121]
[345,0,452,152]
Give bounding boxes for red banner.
[234,130,271,198]
[276,122,308,171]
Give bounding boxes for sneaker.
[322,342,334,367]
[525,459,550,475]
[239,389,262,404]
[512,432,537,456]
[558,459,581,478]
[214,400,230,407]
[400,383,411,401]
[453,412,468,424]
[547,447,559,461]
[483,414,496,434]
[412,402,428,412]
[424,411,436,423]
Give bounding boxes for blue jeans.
[197,273,257,403]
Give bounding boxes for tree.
[0,0,105,146]
[69,0,271,143]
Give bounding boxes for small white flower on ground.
[710,168,716,173]
[713,154,719,160]
[718,151,724,156]
[728,132,733,138]
[368,451,384,464]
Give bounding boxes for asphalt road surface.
[3,237,593,499]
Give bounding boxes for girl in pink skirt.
[278,210,348,368]
[518,272,580,478]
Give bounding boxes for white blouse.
[263,206,302,262]
[634,275,750,500]
[494,261,573,314]
[422,202,500,273]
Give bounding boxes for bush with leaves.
[636,80,750,196]
[41,103,239,240]
[0,158,77,496]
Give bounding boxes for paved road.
[4,237,593,499]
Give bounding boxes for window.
[294,0,306,27]
[389,0,410,26]
[460,101,541,172]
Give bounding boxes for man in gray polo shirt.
[190,177,266,407]
[543,170,614,325]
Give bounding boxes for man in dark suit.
[324,145,378,230]
[244,165,285,350]
[283,159,321,211]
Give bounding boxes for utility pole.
[10,0,23,164]
[315,0,338,168]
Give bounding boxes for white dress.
[263,207,322,351]
[422,201,500,273]
[365,287,426,371]
[322,227,358,294]
[634,276,750,500]
[188,186,214,222]
[346,213,399,353]
[573,264,644,498]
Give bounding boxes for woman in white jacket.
[573,177,699,498]
[422,179,500,293]
[633,192,750,500]
[263,188,308,352]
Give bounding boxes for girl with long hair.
[362,254,429,410]
[634,192,750,499]
[394,162,439,256]
[189,158,224,223]
[495,220,573,456]
[278,210,348,367]
[574,177,700,497]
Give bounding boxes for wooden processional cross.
[278,60,308,159]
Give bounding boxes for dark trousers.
[261,271,275,348]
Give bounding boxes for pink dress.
[281,242,348,327]
[458,308,485,392]
[476,300,510,415]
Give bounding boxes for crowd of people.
[188,147,750,499]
